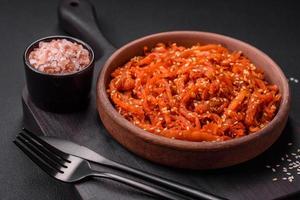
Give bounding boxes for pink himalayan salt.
[28,39,90,74]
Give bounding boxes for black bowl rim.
[24,35,95,77]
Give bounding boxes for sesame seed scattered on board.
[289,77,299,84]
[265,142,300,183]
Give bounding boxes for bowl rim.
[24,35,95,77]
[97,31,291,151]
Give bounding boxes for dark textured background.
[1,0,299,199]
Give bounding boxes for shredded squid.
[108,43,281,142]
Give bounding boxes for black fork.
[14,128,189,200]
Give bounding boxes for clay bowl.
[96,31,290,170]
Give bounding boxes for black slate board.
[22,58,300,200]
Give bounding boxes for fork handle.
[101,160,224,200]
[91,171,187,200]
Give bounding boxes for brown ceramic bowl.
[96,31,290,169]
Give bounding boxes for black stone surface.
[1,0,300,200]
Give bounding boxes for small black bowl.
[24,35,95,112]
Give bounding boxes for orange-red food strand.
[108,43,281,142]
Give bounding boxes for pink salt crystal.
[28,39,90,74]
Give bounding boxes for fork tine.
[19,132,68,168]
[16,135,65,173]
[22,128,70,162]
[14,138,59,177]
